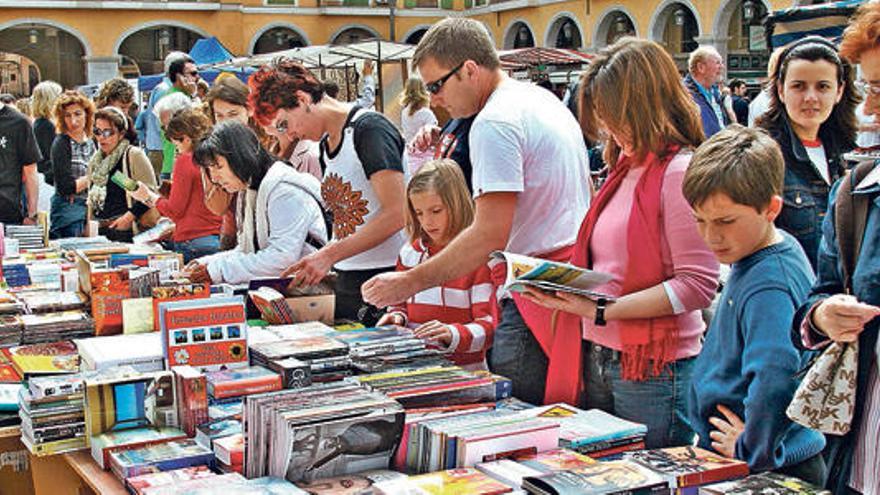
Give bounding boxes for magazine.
[490,251,613,300]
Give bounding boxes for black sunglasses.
[93,127,116,138]
[185,70,199,78]
[425,62,464,95]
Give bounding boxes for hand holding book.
[521,286,603,320]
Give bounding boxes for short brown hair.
[840,1,880,63]
[413,18,499,71]
[683,125,783,212]
[164,107,212,143]
[95,78,134,109]
[405,159,474,244]
[53,90,96,136]
[579,37,704,165]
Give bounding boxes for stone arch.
[403,25,431,45]
[591,6,638,49]
[112,20,210,56]
[249,23,311,55]
[502,19,537,49]
[648,0,703,44]
[544,12,585,49]
[0,19,91,90]
[712,0,771,43]
[329,24,381,44]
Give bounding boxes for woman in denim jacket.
[757,37,859,270]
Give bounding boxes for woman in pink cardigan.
[524,39,719,449]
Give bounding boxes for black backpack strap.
[835,162,873,292]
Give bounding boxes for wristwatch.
[594,298,608,327]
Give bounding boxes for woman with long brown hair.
[524,38,719,448]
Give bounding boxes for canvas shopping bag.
[786,341,858,435]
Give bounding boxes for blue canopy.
[189,37,234,66]
[137,68,253,93]
[765,0,865,48]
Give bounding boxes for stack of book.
[49,235,112,252]
[16,290,87,313]
[699,472,830,494]
[172,365,208,437]
[475,448,598,488]
[195,417,241,450]
[26,262,63,289]
[624,446,749,494]
[249,286,295,324]
[0,288,24,314]
[333,326,448,373]
[125,465,217,495]
[405,406,560,474]
[376,467,519,495]
[19,311,94,345]
[5,224,45,251]
[354,366,511,409]
[213,432,244,473]
[520,459,670,494]
[244,381,405,483]
[0,314,22,347]
[523,404,647,458]
[250,334,350,383]
[108,439,215,482]
[77,332,165,373]
[19,373,87,456]
[206,365,282,400]
[2,259,30,287]
[2,340,80,377]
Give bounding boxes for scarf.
[568,146,682,381]
[87,139,130,214]
[236,189,257,254]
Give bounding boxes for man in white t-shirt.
[362,18,591,404]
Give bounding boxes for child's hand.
[708,404,744,458]
[377,312,404,327]
[413,320,452,347]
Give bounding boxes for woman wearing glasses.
[86,106,158,242]
[756,36,860,269]
[248,60,407,322]
[182,121,327,285]
[49,90,96,239]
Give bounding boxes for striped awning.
[765,0,865,48]
[497,47,593,71]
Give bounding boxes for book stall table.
[30,449,127,495]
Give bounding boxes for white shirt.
[748,89,772,127]
[470,78,591,256]
[400,106,438,144]
[804,142,831,184]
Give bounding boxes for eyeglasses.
[855,79,880,97]
[93,127,116,138]
[425,62,464,95]
[185,70,199,78]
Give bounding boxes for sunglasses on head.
[426,62,464,95]
[93,127,116,138]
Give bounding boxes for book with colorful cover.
[20,432,87,456]
[213,432,243,466]
[476,459,543,488]
[0,383,21,411]
[84,370,179,445]
[90,269,130,335]
[205,365,282,399]
[491,251,614,300]
[90,426,188,469]
[208,399,242,421]
[172,365,208,437]
[109,438,215,479]
[402,467,514,495]
[159,296,248,371]
[625,446,749,489]
[126,466,217,495]
[522,459,670,495]
[0,349,21,383]
[528,404,647,450]
[698,472,830,494]
[2,340,79,377]
[514,448,597,473]
[195,418,241,449]
[249,286,295,325]
[151,282,210,331]
[138,473,247,495]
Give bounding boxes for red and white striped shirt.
[387,239,496,370]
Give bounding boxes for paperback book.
[490,251,613,300]
[159,296,248,371]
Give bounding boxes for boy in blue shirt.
[682,125,826,485]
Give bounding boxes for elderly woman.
[182,121,327,284]
[87,106,158,242]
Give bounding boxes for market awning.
[189,37,235,66]
[219,40,415,69]
[498,47,593,71]
[765,0,865,48]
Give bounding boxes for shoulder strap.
[835,162,873,292]
[122,146,133,210]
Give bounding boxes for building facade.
[0,0,824,91]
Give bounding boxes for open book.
[491,251,614,301]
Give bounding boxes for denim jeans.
[488,299,548,405]
[166,235,220,264]
[583,341,696,449]
[335,266,395,322]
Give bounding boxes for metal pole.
[389,0,396,42]
[376,40,384,113]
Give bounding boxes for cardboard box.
[75,247,182,294]
[285,294,335,325]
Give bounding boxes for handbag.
[786,341,858,434]
[122,147,160,232]
[786,162,873,435]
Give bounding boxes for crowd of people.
[0,3,878,493]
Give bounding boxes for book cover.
[522,460,670,495]
[126,466,217,495]
[76,332,165,373]
[195,418,241,449]
[491,251,614,300]
[84,371,179,444]
[406,467,514,495]
[110,438,214,479]
[476,458,543,488]
[123,297,155,334]
[213,432,244,466]
[250,287,295,325]
[514,448,597,473]
[28,373,84,399]
[2,341,79,376]
[90,269,130,336]
[151,282,210,331]
[698,472,830,494]
[0,349,21,383]
[172,365,208,437]
[625,446,750,489]
[267,357,312,389]
[159,296,248,371]
[89,426,187,469]
[206,365,282,399]
[530,404,647,449]
[296,470,405,494]
[137,473,247,495]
